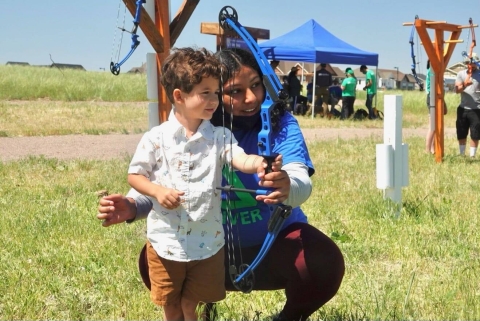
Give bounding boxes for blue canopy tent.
[259,19,379,117]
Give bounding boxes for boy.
[127,47,282,321]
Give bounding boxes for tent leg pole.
[312,63,316,119]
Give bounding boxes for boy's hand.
[153,186,185,209]
[257,154,283,178]
[270,154,283,171]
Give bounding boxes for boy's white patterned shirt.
[128,113,244,261]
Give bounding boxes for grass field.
[1,65,479,320]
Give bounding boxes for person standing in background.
[315,63,333,117]
[360,65,377,119]
[344,67,356,116]
[455,56,480,157]
[340,69,356,119]
[288,66,308,115]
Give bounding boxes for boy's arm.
[231,153,265,174]
[232,154,283,174]
[127,174,162,198]
[128,174,184,210]
[223,128,282,174]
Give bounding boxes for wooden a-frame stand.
[403,18,473,163]
[122,0,200,123]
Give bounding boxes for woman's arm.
[282,162,312,208]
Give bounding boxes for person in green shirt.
[344,67,356,116]
[360,65,377,119]
[340,69,357,119]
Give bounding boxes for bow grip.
[267,205,292,232]
[262,154,279,174]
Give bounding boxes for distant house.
[445,61,464,77]
[352,68,405,90]
[399,74,417,90]
[50,63,85,71]
[377,69,403,90]
[128,63,146,74]
[6,61,30,66]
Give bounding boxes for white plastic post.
[376,95,409,214]
[145,0,155,18]
[146,53,158,100]
[401,143,409,187]
[144,0,159,129]
[148,102,159,129]
[376,144,393,189]
[146,53,160,129]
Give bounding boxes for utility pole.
[394,66,399,89]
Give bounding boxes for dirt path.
[0,127,457,162]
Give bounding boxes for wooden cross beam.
[122,0,200,123]
[403,18,466,163]
[200,22,270,51]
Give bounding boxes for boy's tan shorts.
[146,241,225,306]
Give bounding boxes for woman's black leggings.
[207,222,345,321]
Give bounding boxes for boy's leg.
[163,304,184,320]
[146,241,185,320]
[182,248,226,320]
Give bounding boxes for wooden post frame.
[403,18,463,162]
[122,0,200,123]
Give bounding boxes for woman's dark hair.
[212,48,286,132]
[426,59,430,69]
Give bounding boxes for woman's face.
[221,65,265,117]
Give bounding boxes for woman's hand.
[256,169,290,205]
[97,194,136,227]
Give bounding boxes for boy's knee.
[181,298,203,320]
[163,303,183,320]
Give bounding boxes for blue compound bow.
[110,0,145,75]
[216,6,292,294]
[409,15,425,91]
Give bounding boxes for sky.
[1,0,479,76]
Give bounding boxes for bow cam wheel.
[218,6,238,31]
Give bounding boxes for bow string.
[409,15,425,91]
[110,0,146,75]
[216,6,292,294]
